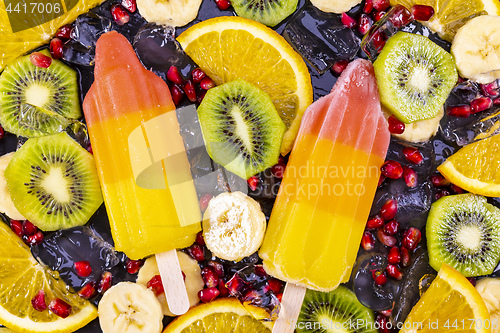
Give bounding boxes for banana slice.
[136,0,202,27]
[309,0,362,13]
[0,152,25,220]
[382,106,443,142]
[98,282,163,333]
[136,252,204,317]
[451,15,500,84]
[476,277,500,332]
[203,191,266,262]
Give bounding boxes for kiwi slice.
[373,32,457,124]
[5,132,103,231]
[231,0,298,27]
[0,50,81,137]
[427,193,500,277]
[198,79,285,179]
[297,286,377,333]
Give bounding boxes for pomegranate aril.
[111,4,130,25]
[402,146,423,165]
[271,163,286,178]
[31,290,47,311]
[187,243,205,261]
[380,199,398,220]
[268,279,283,294]
[435,189,451,200]
[207,260,224,277]
[147,275,164,295]
[374,10,386,21]
[380,309,392,317]
[98,271,112,293]
[378,174,386,187]
[219,278,230,297]
[467,277,476,286]
[470,97,492,114]
[361,231,375,251]
[358,13,373,35]
[389,5,413,27]
[22,220,37,236]
[197,90,207,104]
[341,12,357,28]
[247,175,259,191]
[402,166,418,188]
[383,220,400,235]
[371,29,387,52]
[430,174,450,187]
[374,272,388,286]
[27,231,44,245]
[373,0,390,11]
[401,246,411,267]
[447,105,471,117]
[386,264,403,280]
[121,0,137,12]
[376,314,391,333]
[363,0,373,14]
[402,227,421,250]
[55,25,72,39]
[331,59,349,75]
[242,289,263,303]
[226,275,247,294]
[198,287,220,302]
[495,97,500,106]
[194,231,205,246]
[200,77,216,90]
[450,183,464,194]
[388,116,405,134]
[381,160,403,179]
[10,220,24,238]
[191,68,207,83]
[481,81,500,98]
[49,298,72,318]
[199,193,213,212]
[377,229,397,247]
[0,126,4,140]
[126,259,143,274]
[184,79,197,102]
[202,266,219,288]
[171,84,185,105]
[366,215,384,230]
[78,282,97,299]
[215,0,231,10]
[74,261,92,277]
[167,66,184,84]
[388,246,401,264]
[255,265,268,278]
[30,52,52,68]
[411,5,434,21]
[276,292,283,302]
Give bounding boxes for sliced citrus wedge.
[177,16,313,155]
[438,133,500,197]
[163,298,273,332]
[401,264,490,333]
[0,222,97,333]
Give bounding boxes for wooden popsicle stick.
[156,250,190,316]
[273,283,307,333]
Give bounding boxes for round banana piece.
[0,152,25,220]
[136,0,202,27]
[136,252,204,317]
[476,277,500,332]
[452,15,500,84]
[382,107,443,142]
[203,191,266,262]
[309,0,361,13]
[98,282,163,333]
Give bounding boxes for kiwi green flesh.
[0,51,81,137]
[426,193,500,277]
[231,0,298,27]
[373,32,457,124]
[198,79,285,179]
[5,132,103,231]
[297,286,376,333]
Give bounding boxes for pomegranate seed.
[186,243,205,261]
[373,0,390,11]
[98,271,112,293]
[31,290,47,311]
[373,271,388,286]
[358,13,373,35]
[401,246,411,267]
[202,266,219,288]
[87,144,93,154]
[200,77,216,90]
[126,259,143,274]
[410,4,435,21]
[207,261,224,277]
[219,278,230,297]
[447,105,471,118]
[371,29,387,52]
[147,275,164,296]
[389,5,414,27]
[0,125,4,140]
[380,199,398,220]
[254,265,267,278]
[276,292,283,302]
[271,163,286,178]
[403,166,418,188]
[402,227,421,250]
[402,147,423,165]
[381,160,403,179]
[471,97,492,114]
[247,176,259,191]
[199,287,220,302]
[55,25,72,39]
[361,231,376,251]
[383,220,400,235]
[481,81,500,98]
[268,279,283,294]
[74,261,92,277]
[450,183,464,194]
[341,12,357,28]
[50,38,64,59]
[49,298,72,318]
[171,84,185,105]
[377,229,397,247]
[386,264,403,280]
[10,220,24,238]
[195,231,206,246]
[78,282,97,299]
[226,275,247,294]
[243,288,263,303]
[374,10,386,21]
[435,189,451,200]
[22,220,37,236]
[27,231,44,245]
[494,97,500,106]
[366,215,384,230]
[388,246,401,265]
[191,68,207,83]
[111,4,129,25]
[378,174,386,187]
[331,59,349,75]
[388,115,405,134]
[467,277,477,286]
[30,52,52,68]
[121,0,137,12]
[215,0,231,10]
[183,79,197,102]
[430,174,450,187]
[197,90,207,104]
[380,309,392,317]
[199,193,212,212]
[167,66,184,84]
[376,314,391,333]
[363,0,373,13]
[182,271,186,281]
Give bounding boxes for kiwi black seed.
[5,132,103,231]
[427,193,500,277]
[231,0,298,27]
[373,31,458,124]
[297,286,377,333]
[0,50,81,137]
[198,79,285,179]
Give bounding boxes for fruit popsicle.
[260,59,390,292]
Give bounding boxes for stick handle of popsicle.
[272,283,307,333]
[156,250,190,316]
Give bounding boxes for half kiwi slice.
[427,193,500,277]
[297,286,377,333]
[5,132,103,231]
[231,0,298,27]
[198,79,285,179]
[373,32,457,124]
[0,50,81,137]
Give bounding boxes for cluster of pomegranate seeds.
[78,282,97,299]
[387,115,405,134]
[429,173,464,200]
[29,52,52,68]
[49,298,72,318]
[126,259,144,274]
[98,271,113,293]
[74,261,92,277]
[379,146,424,188]
[167,66,215,105]
[10,220,44,246]
[448,80,500,117]
[410,5,434,21]
[215,0,231,10]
